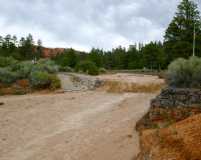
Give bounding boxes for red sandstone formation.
[42,47,65,57]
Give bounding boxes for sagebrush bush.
[49,74,61,90]
[29,71,51,89]
[0,58,61,93]
[29,71,61,90]
[167,56,201,88]
[11,61,34,79]
[0,68,19,84]
[37,59,59,73]
[6,59,58,79]
[75,61,99,75]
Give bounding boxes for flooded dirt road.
[0,74,163,160]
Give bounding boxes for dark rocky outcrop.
[136,87,201,132]
[151,88,201,108]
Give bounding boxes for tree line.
[52,42,165,70]
[0,0,201,71]
[0,34,43,61]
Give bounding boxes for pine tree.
[141,42,165,70]
[19,34,35,60]
[164,0,201,62]
[88,48,104,68]
[36,39,43,60]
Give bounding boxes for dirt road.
[0,91,156,160]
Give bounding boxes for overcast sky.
[0,0,200,51]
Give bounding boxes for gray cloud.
[0,0,200,51]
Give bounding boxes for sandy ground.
[0,74,161,160]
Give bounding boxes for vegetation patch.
[75,61,99,75]
[167,56,201,88]
[0,57,61,95]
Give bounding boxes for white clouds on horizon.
[0,0,199,51]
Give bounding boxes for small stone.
[127,134,133,138]
[55,90,65,94]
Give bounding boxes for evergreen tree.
[0,36,3,57]
[54,48,78,68]
[141,42,165,70]
[127,45,143,69]
[65,48,78,68]
[88,48,103,68]
[2,35,13,57]
[102,51,114,69]
[112,46,127,69]
[36,39,43,60]
[164,0,201,62]
[19,34,35,60]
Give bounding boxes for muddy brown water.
[0,74,162,160]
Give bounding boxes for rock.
[94,79,103,88]
[136,87,201,132]
[58,73,104,92]
[54,90,65,94]
[151,87,201,108]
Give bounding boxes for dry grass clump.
[101,80,164,93]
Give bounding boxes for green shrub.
[29,71,61,90]
[75,61,99,75]
[189,56,201,87]
[29,71,51,89]
[0,57,60,90]
[11,61,34,79]
[59,66,73,72]
[9,59,58,78]
[99,68,107,74]
[37,59,58,73]
[167,56,201,88]
[88,66,99,75]
[0,56,18,67]
[0,68,19,84]
[49,74,61,90]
